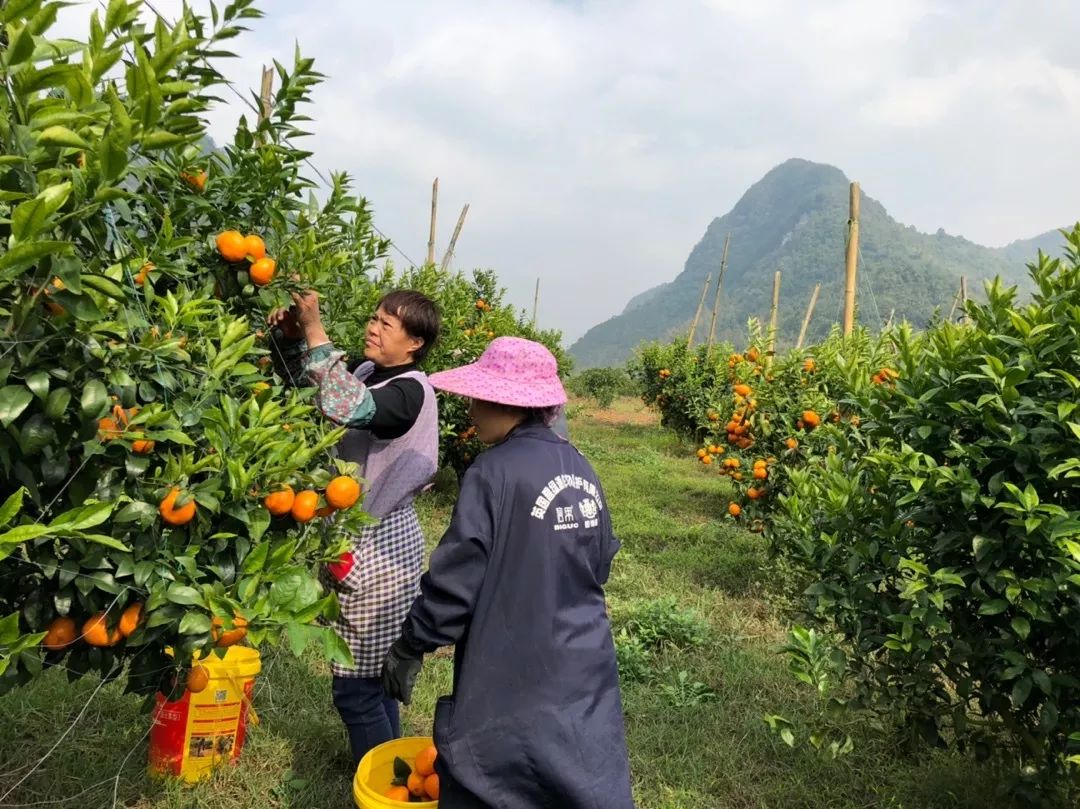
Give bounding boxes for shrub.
[770,228,1080,791]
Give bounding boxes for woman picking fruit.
[381,337,634,808]
[267,289,440,769]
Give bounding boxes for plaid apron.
[324,504,425,677]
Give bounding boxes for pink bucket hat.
[429,336,567,408]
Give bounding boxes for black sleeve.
[368,378,425,440]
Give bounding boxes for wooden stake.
[884,307,896,330]
[766,270,781,366]
[706,233,731,352]
[959,276,969,323]
[258,65,273,126]
[686,272,712,350]
[427,178,439,266]
[947,286,961,322]
[842,181,860,336]
[532,277,540,327]
[796,283,821,349]
[440,204,470,270]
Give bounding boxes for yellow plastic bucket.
[147,646,262,783]
[353,736,438,808]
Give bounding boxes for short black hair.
[378,290,440,364]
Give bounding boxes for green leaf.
[392,756,412,782]
[49,502,114,532]
[0,524,51,545]
[166,584,203,606]
[99,87,132,183]
[25,371,49,401]
[0,241,72,281]
[0,386,33,428]
[1032,669,1052,695]
[0,612,20,644]
[979,599,1009,616]
[80,379,108,419]
[1011,616,1031,641]
[11,181,71,242]
[323,628,354,669]
[241,541,269,574]
[75,533,130,552]
[178,611,211,635]
[36,125,89,149]
[1012,676,1032,707]
[80,274,126,300]
[139,130,187,150]
[44,387,71,420]
[0,489,26,528]
[1,0,42,26]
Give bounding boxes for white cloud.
[45,1,1080,340]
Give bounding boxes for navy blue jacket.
[402,421,634,809]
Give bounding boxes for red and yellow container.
[147,646,261,783]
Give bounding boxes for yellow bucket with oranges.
[353,736,439,808]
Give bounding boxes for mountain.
[995,229,1067,264]
[570,159,1067,368]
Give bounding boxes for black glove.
[381,637,423,705]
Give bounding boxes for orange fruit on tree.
[746,347,760,362]
[747,487,764,501]
[42,616,77,651]
[728,502,742,517]
[83,612,122,647]
[701,455,713,465]
[407,772,427,798]
[216,230,247,262]
[134,261,154,285]
[159,487,197,526]
[785,438,798,449]
[212,614,249,647]
[131,435,154,454]
[733,383,752,397]
[383,785,410,802]
[118,602,143,637]
[290,489,319,522]
[325,476,361,510]
[414,744,438,777]
[97,416,122,441]
[180,169,207,191]
[186,665,210,693]
[424,773,440,800]
[243,234,266,260]
[753,467,768,480]
[802,410,821,428]
[249,257,276,286]
[733,471,744,481]
[696,448,707,459]
[263,485,295,516]
[803,358,816,373]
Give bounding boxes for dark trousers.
[332,675,401,767]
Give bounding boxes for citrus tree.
[771,230,1080,795]
[0,0,385,696]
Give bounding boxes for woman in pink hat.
[381,337,634,809]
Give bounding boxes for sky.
[55,1,1080,341]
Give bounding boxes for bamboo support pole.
[686,273,712,350]
[842,182,860,336]
[705,233,731,352]
[427,178,439,265]
[440,204,470,270]
[796,283,821,349]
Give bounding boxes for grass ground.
[0,398,1042,808]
